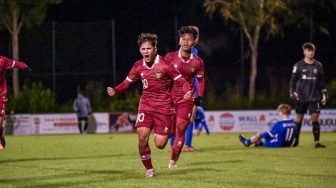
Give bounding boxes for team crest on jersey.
[191,66,196,73]
[155,70,162,78]
[314,69,317,73]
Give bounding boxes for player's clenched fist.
[107,87,115,96]
[183,90,193,100]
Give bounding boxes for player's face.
[139,42,157,64]
[179,33,195,52]
[304,48,315,60]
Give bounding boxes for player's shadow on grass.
[0,168,134,187]
[163,167,225,176]
[186,160,242,167]
[198,145,242,152]
[0,153,127,164]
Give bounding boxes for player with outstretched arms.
[0,56,30,150]
[239,104,296,148]
[165,26,205,168]
[107,33,192,177]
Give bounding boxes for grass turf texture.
[1,132,336,188]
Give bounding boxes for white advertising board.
[4,109,335,135]
[205,109,336,133]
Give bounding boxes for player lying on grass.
[239,104,296,148]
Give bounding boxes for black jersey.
[289,59,327,102]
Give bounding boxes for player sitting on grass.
[239,104,296,148]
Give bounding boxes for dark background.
[0,0,335,104]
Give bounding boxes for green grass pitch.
[1,132,336,188]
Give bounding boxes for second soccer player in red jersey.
[107,33,192,177]
[0,56,30,150]
[165,26,205,168]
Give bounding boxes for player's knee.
[155,142,167,149]
[138,136,149,146]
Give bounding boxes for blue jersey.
[194,106,205,123]
[191,46,199,97]
[260,119,296,148]
[194,106,210,134]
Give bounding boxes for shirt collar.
[178,49,193,63]
[143,54,159,69]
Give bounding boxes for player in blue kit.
[193,106,210,136]
[184,106,210,151]
[239,104,296,148]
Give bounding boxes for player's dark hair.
[178,26,199,40]
[302,42,315,50]
[137,33,158,48]
[277,104,291,115]
[77,90,85,96]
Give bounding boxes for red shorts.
[174,101,194,120]
[0,98,7,118]
[135,111,174,136]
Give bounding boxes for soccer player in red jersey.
[107,33,192,177]
[165,26,205,168]
[0,56,30,150]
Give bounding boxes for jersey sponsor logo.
[302,69,307,72]
[155,70,162,78]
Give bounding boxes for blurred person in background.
[184,106,210,152]
[73,90,92,134]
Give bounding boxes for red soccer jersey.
[0,56,28,98]
[122,55,182,114]
[165,50,205,104]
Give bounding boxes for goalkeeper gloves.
[321,90,328,105]
[194,96,202,106]
[290,92,299,101]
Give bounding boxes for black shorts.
[78,117,88,121]
[295,101,320,115]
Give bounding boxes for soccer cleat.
[168,160,177,168]
[292,139,299,147]
[315,143,326,148]
[184,146,196,152]
[239,135,250,147]
[145,169,156,177]
[0,135,6,150]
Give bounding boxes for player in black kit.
[289,42,328,148]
